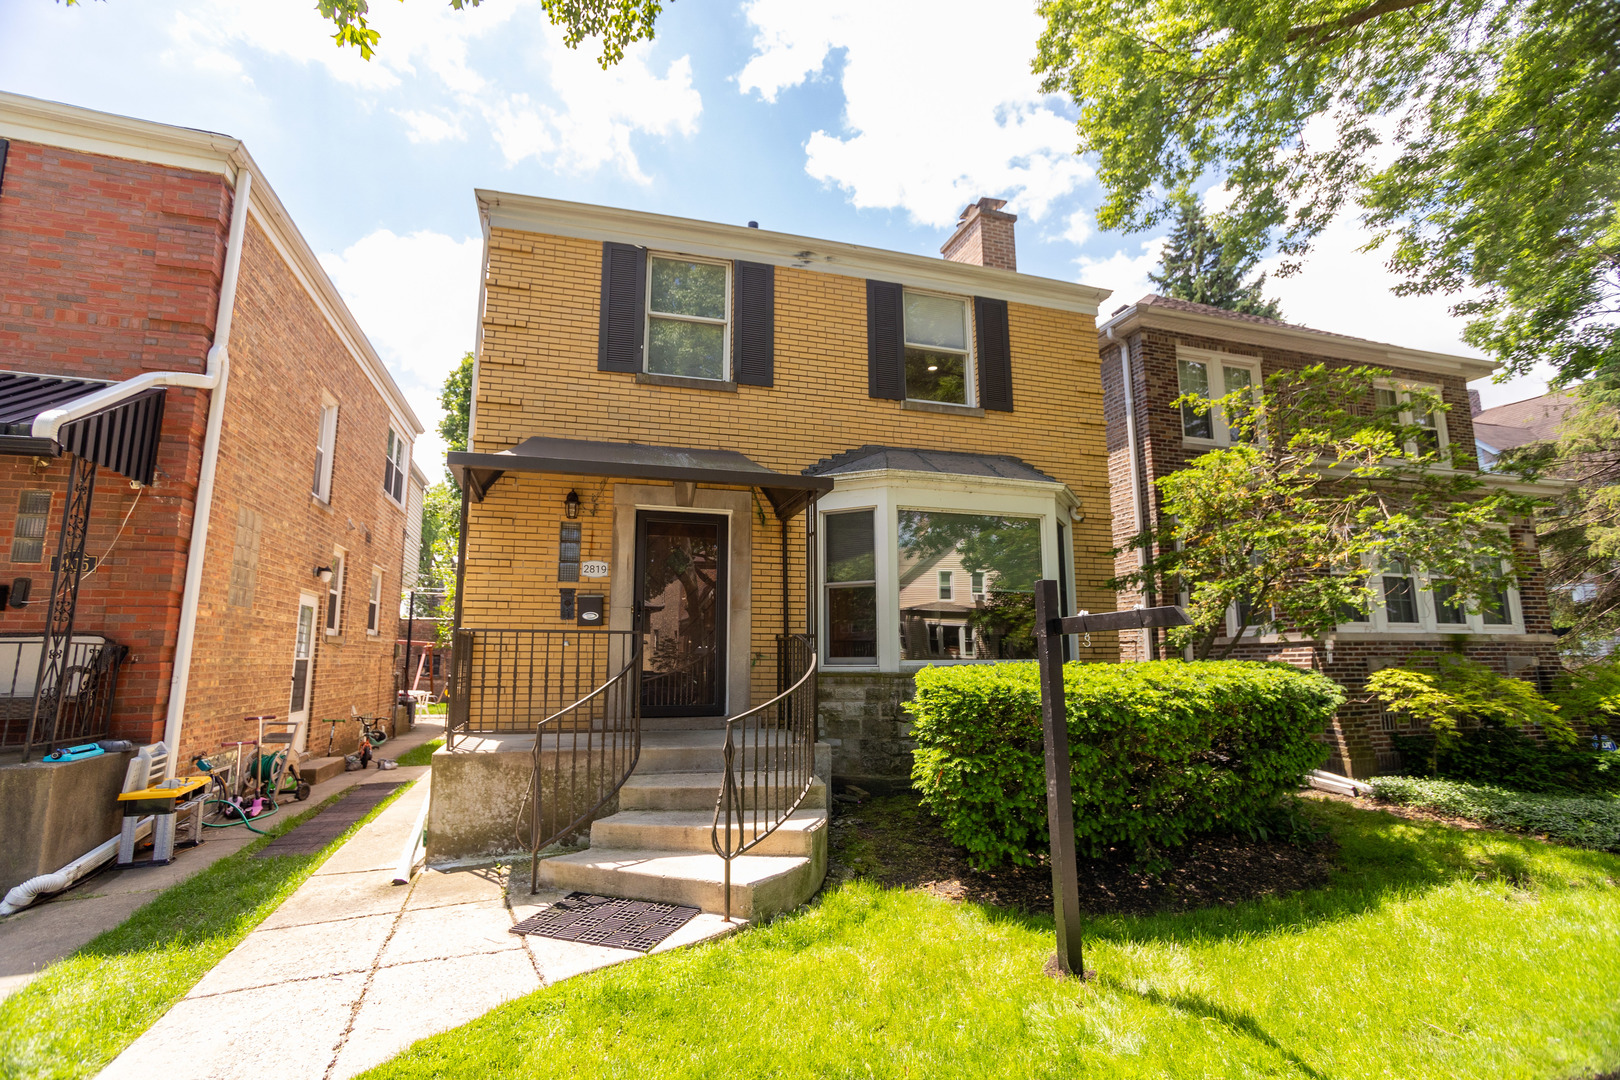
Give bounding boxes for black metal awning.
[448,436,833,518]
[0,372,167,484]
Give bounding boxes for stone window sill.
[636,372,737,393]
[902,399,984,417]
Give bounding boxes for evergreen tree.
[1149,193,1283,319]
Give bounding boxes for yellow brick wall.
[467,227,1117,696]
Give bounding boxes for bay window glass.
[647,256,728,380]
[824,511,877,663]
[903,292,970,405]
[898,510,1040,661]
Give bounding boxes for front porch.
[435,437,833,918]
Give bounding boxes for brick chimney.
[1468,389,1483,416]
[940,197,1017,271]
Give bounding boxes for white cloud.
[1080,237,1164,312]
[320,230,484,474]
[393,109,467,144]
[481,34,702,181]
[737,0,1089,227]
[1061,207,1092,246]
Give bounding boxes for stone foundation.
[817,672,918,791]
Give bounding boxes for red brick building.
[1099,295,1565,777]
[0,92,423,769]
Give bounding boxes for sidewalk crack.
[321,876,417,1080]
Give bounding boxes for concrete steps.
[533,728,830,920]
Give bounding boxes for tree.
[1034,0,1620,385]
[439,351,473,457]
[418,351,476,639]
[1149,191,1283,318]
[1118,365,1541,659]
[60,0,663,67]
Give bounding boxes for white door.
[288,595,318,752]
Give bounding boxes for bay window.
[824,510,877,664]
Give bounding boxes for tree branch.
[1286,0,1433,44]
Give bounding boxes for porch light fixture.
[314,565,334,583]
[564,490,581,519]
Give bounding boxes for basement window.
[10,490,49,563]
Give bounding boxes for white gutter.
[158,170,250,772]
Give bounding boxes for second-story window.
[313,399,338,502]
[647,255,730,381]
[384,427,407,504]
[904,291,972,406]
[1177,352,1258,444]
[937,569,954,600]
[1375,383,1448,456]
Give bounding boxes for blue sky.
[0,0,1548,472]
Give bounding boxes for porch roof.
[0,371,167,484]
[448,436,833,518]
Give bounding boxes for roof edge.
[475,189,1111,318]
[1099,299,1499,381]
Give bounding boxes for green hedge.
[909,660,1343,869]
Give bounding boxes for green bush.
[908,660,1343,869]
[1391,721,1620,794]
[1371,775,1620,851]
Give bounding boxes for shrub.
[1365,653,1574,762]
[1371,776,1620,851]
[1391,721,1620,795]
[908,660,1343,869]
[1551,653,1620,732]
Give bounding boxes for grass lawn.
[0,782,413,1080]
[394,738,443,767]
[363,798,1619,1080]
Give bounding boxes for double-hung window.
[1176,349,1258,444]
[326,551,346,635]
[383,428,407,504]
[312,399,338,502]
[903,291,973,406]
[824,511,878,664]
[646,255,730,381]
[366,568,383,635]
[1341,551,1518,632]
[937,570,954,600]
[1374,382,1448,456]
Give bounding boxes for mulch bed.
[1299,789,1488,832]
[829,791,1337,917]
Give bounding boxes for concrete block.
[0,750,130,895]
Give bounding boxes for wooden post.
[1034,578,1089,979]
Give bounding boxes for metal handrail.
[521,636,643,892]
[710,633,818,921]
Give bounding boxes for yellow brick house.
[435,194,1113,919]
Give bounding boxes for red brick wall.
[1100,326,1563,775]
[181,218,407,761]
[0,140,229,742]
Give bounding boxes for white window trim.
[815,470,1077,672]
[1175,346,1260,447]
[937,569,954,600]
[902,287,977,408]
[1334,553,1520,635]
[644,252,732,382]
[383,427,408,507]
[366,566,384,636]
[326,548,346,636]
[1374,379,1450,457]
[313,395,338,504]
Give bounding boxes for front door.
[288,594,318,751]
[635,511,727,716]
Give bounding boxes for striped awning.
[0,371,167,484]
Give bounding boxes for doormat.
[255,781,406,857]
[509,892,701,952]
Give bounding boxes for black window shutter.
[974,296,1013,411]
[598,241,646,372]
[733,261,774,386]
[866,280,905,400]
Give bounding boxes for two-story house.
[436,194,1115,917]
[0,93,423,894]
[1099,294,1566,777]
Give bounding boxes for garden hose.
[202,795,279,835]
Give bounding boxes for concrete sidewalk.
[99,769,740,1080]
[0,720,444,1002]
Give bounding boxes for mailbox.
[576,594,605,626]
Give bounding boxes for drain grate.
[509,892,701,952]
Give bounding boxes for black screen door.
[635,512,727,716]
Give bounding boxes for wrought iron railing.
[446,627,638,743]
[711,633,818,920]
[0,634,128,752]
[520,637,643,891]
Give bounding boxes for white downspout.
[1110,327,1153,658]
[160,170,251,773]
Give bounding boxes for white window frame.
[901,288,976,407]
[937,569,954,600]
[326,549,346,636]
[645,252,732,382]
[815,472,1076,672]
[383,427,407,506]
[1175,347,1260,447]
[1335,550,1520,635]
[366,566,383,636]
[312,396,338,503]
[1374,379,1450,457]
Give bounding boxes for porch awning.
[448,436,834,518]
[0,372,167,485]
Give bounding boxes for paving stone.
[187,914,394,998]
[406,864,509,910]
[376,901,523,967]
[255,866,408,930]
